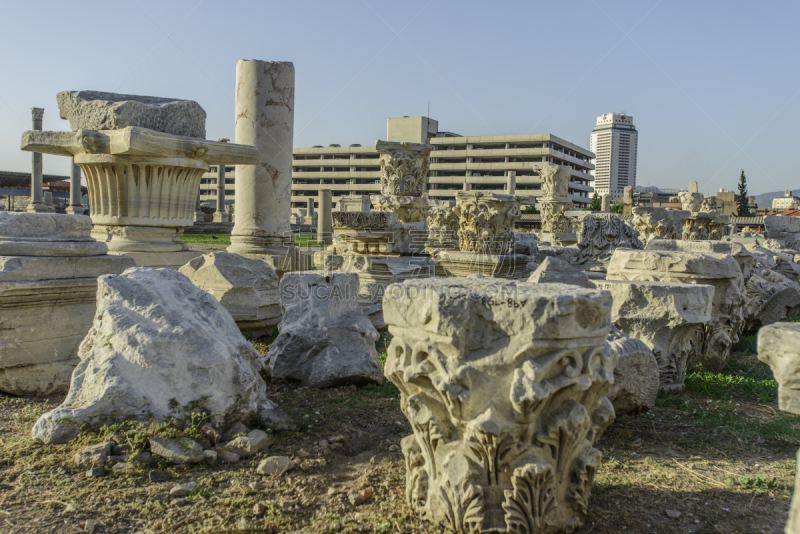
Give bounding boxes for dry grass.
[0,332,796,533]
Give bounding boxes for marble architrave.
[384,277,615,533]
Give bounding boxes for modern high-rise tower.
[589,112,638,200]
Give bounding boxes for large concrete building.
[772,190,800,211]
[589,112,638,201]
[199,116,595,210]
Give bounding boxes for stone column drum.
[27,108,47,213]
[383,277,616,533]
[607,248,744,372]
[758,323,800,533]
[66,156,84,215]
[594,279,713,394]
[317,189,332,245]
[228,60,297,273]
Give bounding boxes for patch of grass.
[781,312,800,323]
[180,233,231,245]
[685,349,776,402]
[734,332,757,354]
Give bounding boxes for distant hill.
[752,189,800,208]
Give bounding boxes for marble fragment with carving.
[384,277,615,533]
[571,213,643,272]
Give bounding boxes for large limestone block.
[646,239,754,280]
[604,326,659,415]
[757,323,800,533]
[179,252,280,335]
[433,250,536,279]
[384,277,615,533]
[594,279,713,394]
[0,212,107,257]
[608,249,744,372]
[32,267,275,444]
[57,90,206,138]
[267,271,382,388]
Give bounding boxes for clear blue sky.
[1,0,797,196]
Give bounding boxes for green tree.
[523,204,539,215]
[737,170,750,216]
[610,201,624,214]
[588,192,602,211]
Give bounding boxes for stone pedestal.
[0,213,134,395]
[179,252,281,336]
[594,279,713,394]
[21,93,259,270]
[227,60,298,274]
[27,108,48,213]
[535,163,577,244]
[384,277,615,533]
[341,195,371,213]
[758,323,800,533]
[607,248,745,372]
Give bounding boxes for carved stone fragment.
[631,207,690,245]
[571,214,643,272]
[604,326,660,415]
[607,248,744,372]
[383,277,615,533]
[594,279,713,394]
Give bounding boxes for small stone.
[255,456,294,476]
[169,481,197,497]
[198,438,212,449]
[666,509,681,519]
[388,444,399,452]
[112,462,130,472]
[110,443,131,456]
[318,440,329,448]
[348,492,366,506]
[329,435,346,444]
[74,442,113,468]
[225,422,249,438]
[86,467,105,478]
[296,450,310,458]
[149,437,205,464]
[362,487,373,501]
[237,518,248,530]
[223,429,272,458]
[85,519,96,533]
[171,498,188,507]
[327,487,339,496]
[252,503,267,517]
[217,449,240,463]
[64,504,76,513]
[201,423,221,444]
[203,450,218,462]
[130,452,153,465]
[248,481,265,490]
[149,469,172,483]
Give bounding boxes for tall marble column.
[228,59,295,268]
[506,170,516,194]
[194,191,204,223]
[214,138,229,222]
[65,157,84,214]
[27,108,47,213]
[317,189,332,245]
[307,197,315,219]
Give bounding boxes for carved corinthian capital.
[383,277,615,533]
[375,140,432,198]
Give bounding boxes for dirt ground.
[0,333,797,534]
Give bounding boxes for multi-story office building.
[199,116,595,210]
[589,112,638,201]
[772,190,800,211]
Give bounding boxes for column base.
[213,212,230,223]
[194,211,205,223]
[65,205,85,215]
[92,225,185,253]
[26,202,49,213]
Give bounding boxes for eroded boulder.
[32,267,278,445]
[605,326,659,415]
[267,271,382,388]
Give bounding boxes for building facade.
[199,116,595,210]
[589,112,638,201]
[772,190,800,211]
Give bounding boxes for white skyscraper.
[589,112,638,200]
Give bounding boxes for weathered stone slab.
[758,323,800,533]
[605,325,659,415]
[433,250,536,279]
[594,279,713,394]
[179,252,281,335]
[384,277,615,533]
[267,271,382,388]
[607,249,744,372]
[527,256,592,288]
[57,90,206,138]
[32,267,274,444]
